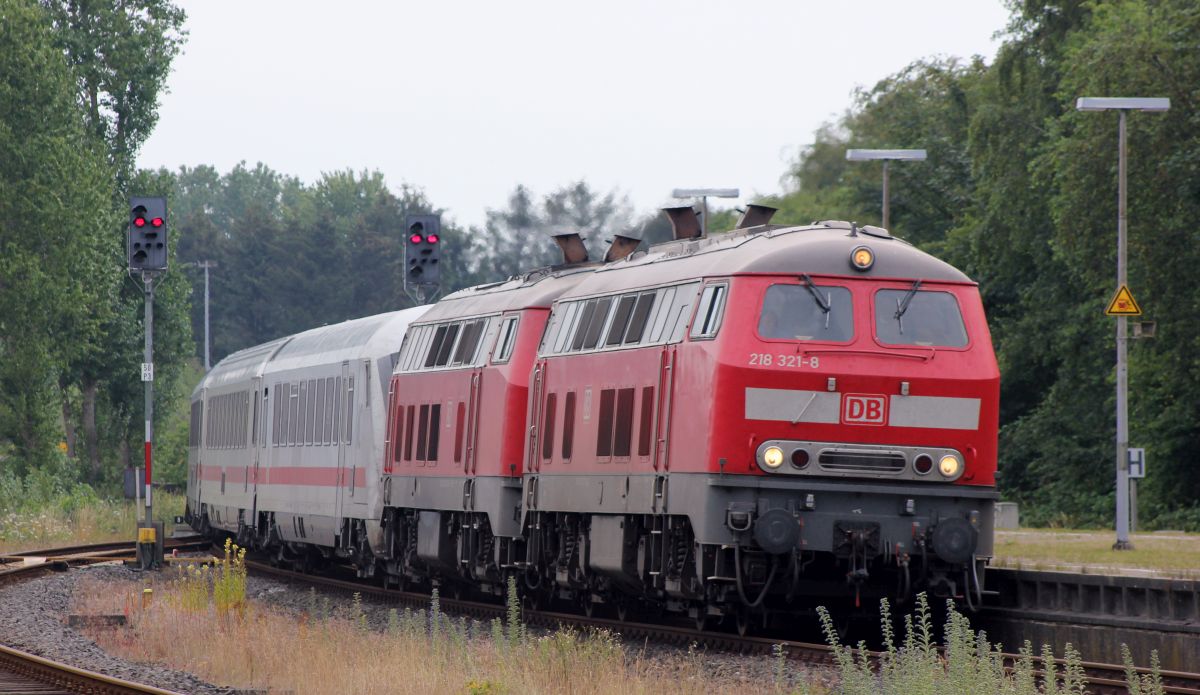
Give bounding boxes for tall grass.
[0,490,186,553]
[819,593,1165,695]
[73,572,821,695]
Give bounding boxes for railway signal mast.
[128,196,168,569]
[404,213,442,302]
[1076,96,1170,551]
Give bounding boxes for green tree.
[0,0,114,473]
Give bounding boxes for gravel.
[1,562,831,693]
[0,563,230,695]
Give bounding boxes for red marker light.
[409,234,423,244]
[134,217,146,228]
[151,217,164,227]
[427,234,439,244]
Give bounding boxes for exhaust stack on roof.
[604,233,641,263]
[662,206,702,240]
[735,204,778,229]
[550,231,589,265]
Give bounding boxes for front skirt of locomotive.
[672,472,996,602]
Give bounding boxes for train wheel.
[693,605,711,632]
[583,596,596,618]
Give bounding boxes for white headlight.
[938,454,961,478]
[763,446,785,469]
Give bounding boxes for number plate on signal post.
[141,363,154,382]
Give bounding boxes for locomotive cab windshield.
[875,288,969,347]
[757,282,853,341]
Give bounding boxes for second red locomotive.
[372,208,998,629]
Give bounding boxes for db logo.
[842,394,887,425]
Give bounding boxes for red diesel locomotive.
[187,206,998,631]
[372,208,999,629]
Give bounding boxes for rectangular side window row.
[398,315,502,373]
[390,401,442,465]
[539,386,655,463]
[269,376,352,448]
[539,282,701,357]
[204,391,250,450]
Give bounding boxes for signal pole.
[129,197,168,569]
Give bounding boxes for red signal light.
[134,217,146,228]
[151,217,163,228]
[409,234,423,244]
[427,234,439,244]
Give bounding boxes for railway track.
[0,644,183,695]
[0,539,197,695]
[242,558,1200,695]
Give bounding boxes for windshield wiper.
[894,279,922,334]
[800,274,830,313]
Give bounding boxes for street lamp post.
[186,261,218,371]
[1076,96,1170,551]
[671,188,740,236]
[845,149,927,229]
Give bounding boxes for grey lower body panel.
[384,474,524,538]
[528,471,996,557]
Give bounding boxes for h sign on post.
[1127,448,1146,479]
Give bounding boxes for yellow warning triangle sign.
[1105,284,1142,316]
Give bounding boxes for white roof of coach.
[195,306,429,397]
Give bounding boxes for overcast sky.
[137,0,1011,228]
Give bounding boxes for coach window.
[403,404,415,461]
[452,319,485,366]
[424,325,448,368]
[427,403,441,463]
[324,377,335,444]
[623,292,656,345]
[690,284,728,340]
[493,316,520,363]
[646,286,677,343]
[315,379,326,445]
[416,404,429,462]
[541,393,557,462]
[550,303,579,354]
[289,383,299,446]
[569,300,598,351]
[561,392,576,461]
[605,295,637,347]
[581,297,613,350]
[331,377,342,443]
[874,288,968,348]
[758,283,853,342]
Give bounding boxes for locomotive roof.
[415,264,594,324]
[566,222,971,296]
[195,306,429,395]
